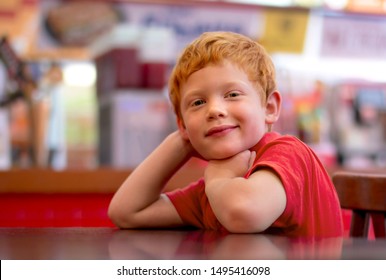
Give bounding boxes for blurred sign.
[320,14,386,59]
[44,2,120,46]
[120,3,263,53]
[37,1,263,59]
[259,8,309,54]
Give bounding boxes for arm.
[204,150,286,233]
[108,131,195,229]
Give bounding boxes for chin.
[202,149,243,160]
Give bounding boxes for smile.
[205,125,238,137]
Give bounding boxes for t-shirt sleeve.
[165,178,221,230]
[165,179,206,228]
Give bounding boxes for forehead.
[182,62,249,91]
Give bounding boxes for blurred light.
[63,62,96,87]
[294,0,324,8]
[225,0,294,7]
[324,0,348,10]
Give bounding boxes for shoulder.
[259,132,307,149]
[248,131,330,192]
[252,132,305,151]
[251,132,313,166]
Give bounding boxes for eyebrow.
[183,80,250,97]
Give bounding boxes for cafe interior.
[0,0,386,260]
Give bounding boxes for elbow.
[107,204,125,228]
[219,206,270,234]
[108,202,134,229]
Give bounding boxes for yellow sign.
[259,8,309,54]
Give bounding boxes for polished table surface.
[1,227,386,260]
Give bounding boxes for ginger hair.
[168,31,277,121]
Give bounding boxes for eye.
[191,99,205,107]
[225,91,241,98]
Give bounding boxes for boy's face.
[178,61,279,160]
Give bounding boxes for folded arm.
[108,131,194,229]
[204,150,287,233]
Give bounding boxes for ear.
[177,118,190,141]
[265,91,281,125]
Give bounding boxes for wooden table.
[1,227,385,260]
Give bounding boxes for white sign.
[120,3,263,53]
[320,14,386,59]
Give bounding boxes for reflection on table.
[0,228,385,260]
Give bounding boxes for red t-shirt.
[166,132,343,237]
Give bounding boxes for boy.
[108,31,343,237]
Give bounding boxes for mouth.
[205,125,238,137]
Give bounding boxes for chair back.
[332,171,386,238]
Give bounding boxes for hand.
[166,130,195,159]
[204,150,256,183]
[174,130,205,161]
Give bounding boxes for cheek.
[182,112,201,129]
[180,117,201,141]
[235,106,259,127]
[240,109,266,138]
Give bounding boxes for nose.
[206,98,227,120]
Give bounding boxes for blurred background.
[1,0,386,171]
